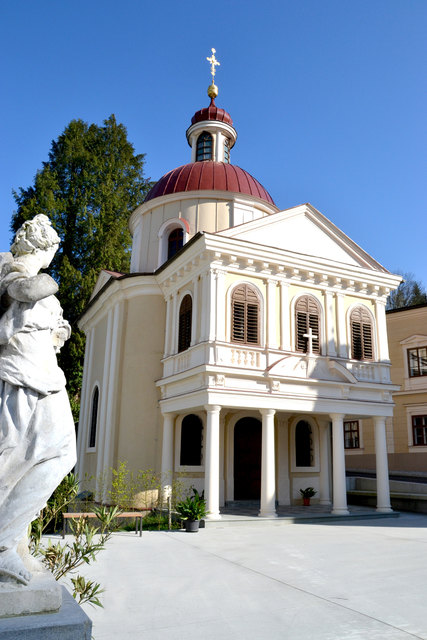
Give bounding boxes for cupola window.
[196,132,213,161]
[224,139,230,163]
[295,296,321,354]
[231,284,260,345]
[350,306,373,360]
[167,228,184,260]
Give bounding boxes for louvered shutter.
[231,284,260,345]
[350,307,373,360]
[178,295,192,352]
[295,296,321,354]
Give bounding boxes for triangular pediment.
[90,270,124,301]
[220,203,388,272]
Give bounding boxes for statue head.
[11,215,60,260]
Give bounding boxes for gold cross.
[206,48,220,82]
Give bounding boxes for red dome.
[191,98,233,126]
[144,162,275,205]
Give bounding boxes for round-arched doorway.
[234,417,262,500]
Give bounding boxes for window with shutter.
[295,296,321,354]
[196,132,213,161]
[231,284,260,345]
[350,307,374,360]
[178,295,192,352]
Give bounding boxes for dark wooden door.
[234,418,261,500]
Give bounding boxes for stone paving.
[67,510,427,639]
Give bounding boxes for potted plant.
[300,487,317,506]
[176,488,208,532]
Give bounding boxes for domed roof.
[144,162,275,205]
[191,98,233,126]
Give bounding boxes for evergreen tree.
[386,272,427,310]
[11,115,151,419]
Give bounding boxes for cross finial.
[206,48,220,81]
[303,327,318,356]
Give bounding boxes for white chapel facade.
[76,60,402,518]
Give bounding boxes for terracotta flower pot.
[303,497,310,506]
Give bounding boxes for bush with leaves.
[30,475,119,608]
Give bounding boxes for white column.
[216,270,226,342]
[259,409,277,517]
[330,413,349,515]
[375,299,390,362]
[76,327,94,482]
[190,134,197,162]
[335,293,347,358]
[204,405,222,520]
[266,279,278,349]
[170,292,178,354]
[374,416,392,513]
[208,270,217,342]
[190,277,198,346]
[319,422,331,504]
[277,416,290,505]
[161,413,175,494]
[323,290,337,356]
[280,282,291,351]
[164,295,172,356]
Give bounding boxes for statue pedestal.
[0,569,92,639]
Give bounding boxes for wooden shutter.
[178,295,192,352]
[295,296,321,354]
[351,307,373,360]
[231,284,260,345]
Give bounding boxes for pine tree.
[11,115,151,419]
[386,272,427,310]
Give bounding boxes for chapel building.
[76,65,402,519]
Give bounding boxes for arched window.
[167,228,184,260]
[88,386,99,449]
[350,306,374,360]
[180,414,203,466]
[231,284,260,345]
[178,295,192,352]
[224,139,230,163]
[295,295,321,354]
[295,420,313,467]
[196,132,213,161]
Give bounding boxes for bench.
[62,510,151,538]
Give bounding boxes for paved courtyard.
[70,512,427,639]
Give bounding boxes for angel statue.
[0,214,76,585]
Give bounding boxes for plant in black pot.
[176,489,208,532]
[300,487,317,506]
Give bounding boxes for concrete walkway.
[66,512,427,639]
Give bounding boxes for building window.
[167,228,184,260]
[295,296,321,354]
[178,295,192,352]
[224,139,230,163]
[88,386,99,449]
[180,414,203,465]
[231,284,260,345]
[196,132,213,161]
[412,415,427,446]
[295,420,313,467]
[408,347,427,378]
[344,420,360,449]
[350,306,373,360]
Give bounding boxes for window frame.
[294,295,322,355]
[230,283,261,346]
[178,294,192,353]
[407,346,427,378]
[175,412,205,472]
[349,305,375,361]
[344,420,360,449]
[412,414,427,447]
[196,132,213,161]
[290,416,320,473]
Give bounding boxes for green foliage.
[387,272,427,310]
[30,475,118,608]
[11,116,151,419]
[176,488,208,521]
[299,487,317,498]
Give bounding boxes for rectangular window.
[344,420,360,449]
[408,347,427,377]
[412,415,427,446]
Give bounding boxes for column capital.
[161,411,176,419]
[329,413,345,421]
[260,408,276,418]
[204,404,221,414]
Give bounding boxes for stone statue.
[0,214,76,585]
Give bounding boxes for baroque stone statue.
[0,214,76,585]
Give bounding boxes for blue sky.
[1,1,426,285]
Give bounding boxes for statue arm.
[7,274,59,302]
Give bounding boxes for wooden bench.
[62,510,151,538]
